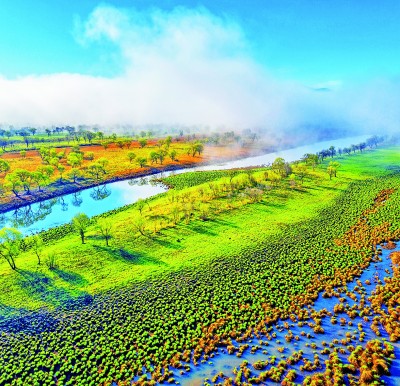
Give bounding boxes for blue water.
[175,247,400,385]
[0,135,368,236]
[0,181,167,235]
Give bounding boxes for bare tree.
[31,234,44,265]
[97,219,113,246]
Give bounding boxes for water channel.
[0,135,368,235]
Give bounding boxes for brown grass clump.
[382,240,396,249]
[390,251,400,265]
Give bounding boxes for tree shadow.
[186,223,217,236]
[265,202,286,209]
[305,185,324,192]
[322,185,339,191]
[150,237,182,250]
[254,200,270,206]
[93,245,167,266]
[53,269,88,286]
[270,192,289,199]
[96,245,139,262]
[386,165,400,172]
[291,187,312,194]
[0,302,59,334]
[118,248,138,261]
[0,303,30,322]
[17,269,52,290]
[15,269,89,308]
[211,218,239,228]
[86,234,106,242]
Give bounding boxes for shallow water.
[175,246,400,385]
[0,135,367,236]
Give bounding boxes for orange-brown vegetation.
[0,139,257,206]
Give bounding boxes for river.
[0,135,368,235]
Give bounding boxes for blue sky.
[0,1,399,130]
[1,0,399,82]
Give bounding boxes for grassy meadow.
[1,146,399,311]
[0,144,399,385]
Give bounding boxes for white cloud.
[79,5,128,42]
[0,4,399,138]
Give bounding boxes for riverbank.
[0,134,369,215]
[0,146,397,308]
[0,147,399,385]
[0,147,267,214]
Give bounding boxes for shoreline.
[0,149,268,214]
[0,133,370,215]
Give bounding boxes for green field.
[0,147,399,312]
[0,146,399,385]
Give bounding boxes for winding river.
[0,135,368,236]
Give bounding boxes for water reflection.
[71,192,82,207]
[90,185,111,201]
[0,186,113,231]
[128,177,150,186]
[0,214,6,228]
[5,199,58,228]
[1,178,168,235]
[0,135,369,236]
[57,197,68,212]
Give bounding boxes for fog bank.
[0,5,399,139]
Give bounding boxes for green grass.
[0,146,399,312]
[162,169,245,189]
[1,145,400,385]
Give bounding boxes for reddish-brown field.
[0,139,258,206]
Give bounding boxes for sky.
[0,0,399,134]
